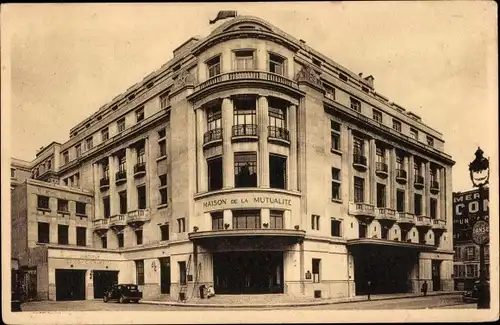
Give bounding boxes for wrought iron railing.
[268,126,290,141]
[203,128,223,144]
[232,124,258,137]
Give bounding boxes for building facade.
[11,15,455,301]
[452,188,490,290]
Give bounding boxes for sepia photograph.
[1,2,498,324]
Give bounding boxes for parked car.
[462,280,490,303]
[103,284,142,303]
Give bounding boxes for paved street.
[20,294,473,311]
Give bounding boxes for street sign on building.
[453,187,489,244]
[472,220,489,245]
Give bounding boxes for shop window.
[38,222,50,243]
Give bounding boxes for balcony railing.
[100,177,109,190]
[353,154,367,170]
[268,126,290,142]
[396,169,407,183]
[416,216,432,227]
[115,170,127,184]
[375,162,388,177]
[414,175,424,189]
[349,202,376,217]
[430,181,440,193]
[134,162,146,177]
[432,219,446,229]
[127,209,150,224]
[203,128,223,145]
[232,124,258,138]
[92,218,109,230]
[195,71,298,92]
[109,214,127,227]
[397,212,415,224]
[376,207,397,220]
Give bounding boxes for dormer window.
[207,55,221,78]
[269,53,285,76]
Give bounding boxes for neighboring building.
[11,15,455,301]
[11,158,32,190]
[452,187,490,290]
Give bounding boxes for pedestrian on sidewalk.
[367,280,372,301]
[206,285,215,299]
[421,280,428,296]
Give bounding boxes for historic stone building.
[11,15,455,301]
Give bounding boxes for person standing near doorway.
[421,280,428,296]
[367,280,372,301]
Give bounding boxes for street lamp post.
[468,147,490,309]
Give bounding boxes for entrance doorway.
[352,245,418,295]
[432,260,442,291]
[55,269,86,301]
[93,270,118,298]
[213,251,284,294]
[160,257,171,294]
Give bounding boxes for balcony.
[397,212,415,225]
[349,202,376,222]
[127,209,150,227]
[268,126,290,145]
[92,218,109,232]
[115,170,127,185]
[109,214,127,230]
[232,124,258,141]
[100,177,110,191]
[375,162,388,178]
[430,181,440,194]
[203,128,223,148]
[134,162,146,178]
[414,175,424,189]
[375,207,397,222]
[353,154,368,171]
[432,219,446,230]
[396,169,407,184]
[415,215,432,228]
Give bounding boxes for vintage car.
[103,284,142,303]
[462,280,490,303]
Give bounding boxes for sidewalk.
[140,291,463,308]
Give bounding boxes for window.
[234,50,254,70]
[101,128,109,141]
[376,147,386,163]
[211,212,224,230]
[117,233,124,248]
[414,161,422,178]
[63,151,69,164]
[376,183,386,208]
[11,168,15,178]
[73,173,80,187]
[269,53,285,75]
[135,107,144,122]
[135,229,143,245]
[207,157,223,191]
[177,218,186,233]
[158,128,166,139]
[331,167,341,200]
[160,224,169,241]
[331,219,341,237]
[270,210,284,229]
[76,227,86,246]
[233,97,257,127]
[137,146,145,164]
[324,84,335,100]
[103,162,109,179]
[119,190,127,214]
[354,177,364,203]
[47,159,52,170]
[101,235,107,248]
[75,144,82,158]
[393,119,402,132]
[118,155,126,172]
[58,225,69,245]
[430,198,437,219]
[331,120,341,151]
[135,260,145,285]
[311,214,320,230]
[410,128,418,140]
[397,190,405,212]
[234,152,257,187]
[117,118,126,133]
[414,193,422,216]
[158,129,167,157]
[207,55,221,78]
[233,210,260,229]
[159,174,168,205]
[373,109,382,123]
[396,154,404,170]
[353,137,364,157]
[38,222,50,243]
[268,99,287,130]
[137,186,146,209]
[427,136,434,147]
[207,105,222,131]
[466,246,475,260]
[160,92,170,109]
[430,167,437,183]
[86,137,93,150]
[381,226,389,240]
[269,154,287,189]
[57,199,69,213]
[312,259,321,283]
[103,196,110,218]
[37,195,50,210]
[350,97,361,112]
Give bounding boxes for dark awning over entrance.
[346,238,438,252]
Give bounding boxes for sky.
[2,2,497,192]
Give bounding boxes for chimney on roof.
[364,75,374,88]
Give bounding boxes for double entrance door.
[55,269,86,301]
[213,251,284,294]
[93,270,118,299]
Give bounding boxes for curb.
[140,291,463,308]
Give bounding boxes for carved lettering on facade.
[202,195,292,210]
